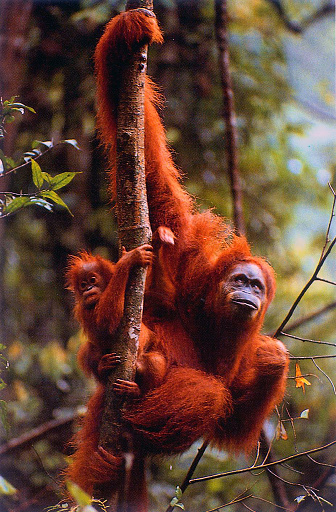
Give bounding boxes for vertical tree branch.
[94,0,153,505]
[215,3,292,507]
[214,0,245,235]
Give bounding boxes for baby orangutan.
[64,245,167,499]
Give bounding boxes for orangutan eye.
[252,280,264,291]
[233,274,246,285]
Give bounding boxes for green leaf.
[170,497,179,507]
[175,486,183,500]
[3,196,31,215]
[32,139,54,150]
[0,475,16,495]
[29,198,54,211]
[10,107,25,115]
[41,172,53,185]
[5,157,15,170]
[50,172,79,190]
[295,496,306,504]
[31,159,44,189]
[66,481,91,506]
[10,102,36,114]
[39,190,73,215]
[300,409,309,419]
[63,139,80,150]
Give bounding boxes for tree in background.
[0,1,335,511]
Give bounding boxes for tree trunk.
[215,0,245,235]
[94,0,153,506]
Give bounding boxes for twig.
[311,359,336,395]
[0,415,75,456]
[274,235,336,338]
[266,0,334,33]
[315,277,336,286]
[165,440,209,512]
[289,354,336,360]
[295,458,336,510]
[205,490,253,511]
[189,440,336,484]
[320,183,336,261]
[0,140,70,178]
[274,187,336,338]
[280,332,336,348]
[285,301,336,333]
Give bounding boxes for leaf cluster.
[0,100,80,218]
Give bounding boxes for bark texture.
[94,0,153,506]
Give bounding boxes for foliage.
[0,97,36,140]
[0,98,79,218]
[0,1,334,511]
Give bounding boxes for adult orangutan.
[129,226,289,454]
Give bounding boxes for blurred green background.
[0,0,335,510]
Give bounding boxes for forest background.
[0,0,335,511]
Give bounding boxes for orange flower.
[295,363,311,393]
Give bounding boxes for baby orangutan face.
[76,262,107,309]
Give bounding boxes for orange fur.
[67,8,290,508]
[64,250,167,498]
[94,9,194,236]
[130,236,289,454]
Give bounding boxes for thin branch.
[311,358,336,395]
[242,504,255,512]
[266,0,334,34]
[205,490,253,511]
[285,301,336,333]
[289,354,336,360]
[165,441,209,512]
[316,277,336,286]
[274,236,336,338]
[320,183,336,261]
[189,440,336,484]
[250,494,289,510]
[295,458,336,510]
[0,415,75,456]
[274,187,336,337]
[259,431,293,510]
[305,453,336,469]
[0,140,71,178]
[280,332,336,348]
